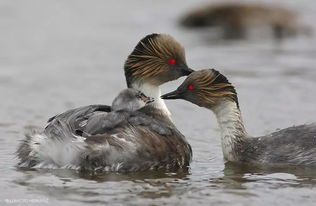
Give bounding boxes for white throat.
[212,100,247,161]
[131,82,171,117]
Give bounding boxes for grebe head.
[124,33,193,87]
[112,88,154,112]
[161,69,238,109]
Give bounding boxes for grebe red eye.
[168,59,176,65]
[187,84,195,91]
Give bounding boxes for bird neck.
[130,81,171,117]
[211,100,248,162]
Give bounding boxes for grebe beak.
[161,90,183,100]
[182,67,195,76]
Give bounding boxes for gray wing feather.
[241,123,316,166]
[45,104,111,137]
[84,111,129,135]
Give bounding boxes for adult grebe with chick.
[17,34,193,172]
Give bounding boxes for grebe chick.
[111,88,153,111]
[84,88,153,134]
[17,34,193,172]
[162,69,316,167]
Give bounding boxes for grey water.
[1,0,316,205]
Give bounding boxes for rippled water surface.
[1,0,316,205]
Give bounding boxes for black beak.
[161,90,183,100]
[182,67,194,76]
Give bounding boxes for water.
[1,0,316,205]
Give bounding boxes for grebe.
[83,89,154,135]
[16,34,193,172]
[162,69,316,166]
[180,3,307,39]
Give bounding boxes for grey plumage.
[84,88,150,135]
[46,104,112,136]
[80,109,191,172]
[237,124,316,166]
[17,89,192,172]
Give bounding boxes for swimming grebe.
[16,34,193,172]
[180,3,307,39]
[162,69,316,166]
